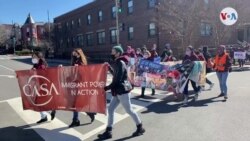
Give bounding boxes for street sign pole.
[115,0,120,45]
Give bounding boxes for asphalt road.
[0,55,250,141]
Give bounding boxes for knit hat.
[113,45,124,54]
[187,45,194,51]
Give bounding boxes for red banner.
[16,64,108,114]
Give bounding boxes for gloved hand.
[104,86,109,91]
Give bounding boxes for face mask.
[186,51,191,56]
[32,58,39,64]
[111,54,116,60]
[143,55,149,59]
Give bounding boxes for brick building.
[54,0,214,60]
[21,14,47,47]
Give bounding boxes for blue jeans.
[73,111,78,121]
[216,72,229,96]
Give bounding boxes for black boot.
[69,119,80,128]
[37,116,48,124]
[141,87,145,98]
[98,127,112,140]
[87,113,95,123]
[132,124,145,137]
[50,110,56,120]
[151,89,155,96]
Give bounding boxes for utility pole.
[47,10,51,45]
[115,0,120,45]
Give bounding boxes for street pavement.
[0,55,250,141]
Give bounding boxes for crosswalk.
[1,76,173,141]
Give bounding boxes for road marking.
[0,75,15,78]
[0,64,15,72]
[7,97,86,141]
[0,70,217,140]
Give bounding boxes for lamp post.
[115,0,120,45]
[12,24,17,55]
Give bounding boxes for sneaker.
[50,110,56,120]
[98,127,112,140]
[201,86,205,91]
[224,96,228,100]
[194,94,198,101]
[37,116,48,124]
[209,83,214,90]
[218,93,224,97]
[88,113,95,123]
[182,96,188,105]
[132,124,145,137]
[69,120,80,128]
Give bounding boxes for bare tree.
[156,0,206,48]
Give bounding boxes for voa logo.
[23,75,59,106]
[220,7,238,26]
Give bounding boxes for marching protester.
[68,48,96,127]
[141,50,156,97]
[149,44,158,61]
[163,51,176,62]
[237,47,246,69]
[195,48,208,91]
[136,48,143,58]
[214,45,232,100]
[202,46,215,90]
[98,45,145,140]
[182,46,201,105]
[161,43,173,61]
[31,51,56,124]
[141,45,147,54]
[124,46,137,58]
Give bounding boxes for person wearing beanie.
[98,45,145,140]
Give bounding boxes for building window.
[128,27,134,40]
[67,38,70,47]
[77,35,84,46]
[149,23,156,37]
[238,29,244,42]
[71,20,74,28]
[86,33,94,46]
[66,22,69,30]
[247,28,250,40]
[26,28,30,37]
[112,6,116,18]
[97,31,106,45]
[87,14,91,25]
[200,22,212,36]
[148,0,157,8]
[128,0,133,14]
[71,37,75,47]
[98,11,103,22]
[40,28,45,35]
[77,18,81,27]
[110,29,117,44]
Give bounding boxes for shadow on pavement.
[52,122,92,132]
[93,135,135,141]
[0,125,81,141]
[141,91,225,114]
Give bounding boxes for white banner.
[234,52,246,59]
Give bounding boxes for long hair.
[72,48,88,65]
[32,51,48,67]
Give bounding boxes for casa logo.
[220,7,238,26]
[23,75,59,106]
